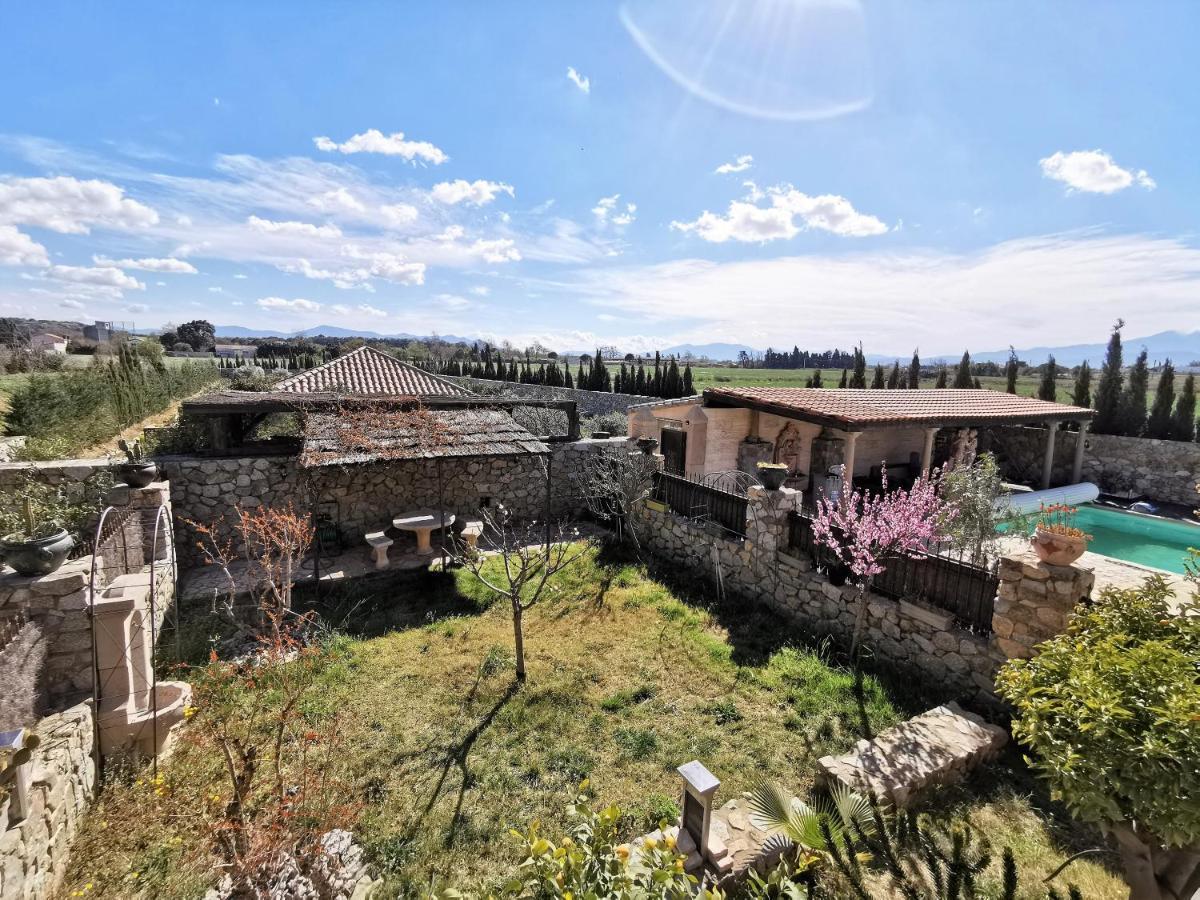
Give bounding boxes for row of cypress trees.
[1089,321,1196,441]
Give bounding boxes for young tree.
[934,366,948,389]
[886,361,901,389]
[908,350,921,389]
[1121,348,1150,436]
[870,363,885,389]
[953,351,974,388]
[1147,360,1176,439]
[849,345,867,389]
[812,472,953,655]
[1092,320,1125,434]
[809,368,824,388]
[838,368,848,388]
[456,505,585,681]
[580,447,659,547]
[996,578,1200,900]
[1072,361,1092,408]
[1171,374,1196,442]
[682,364,694,396]
[1037,355,1057,402]
[1004,348,1019,394]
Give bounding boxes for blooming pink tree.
[811,469,955,656]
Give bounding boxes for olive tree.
[995,577,1200,900]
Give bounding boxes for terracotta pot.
[757,464,789,490]
[1,528,75,577]
[1030,528,1088,566]
[117,461,158,488]
[636,437,659,455]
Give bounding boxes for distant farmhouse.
[30,332,69,354]
[214,343,257,359]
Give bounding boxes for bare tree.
[454,504,586,681]
[579,445,659,547]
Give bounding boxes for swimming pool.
[1032,506,1199,574]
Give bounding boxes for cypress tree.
[1120,348,1149,436]
[1037,356,1057,402]
[1171,373,1196,442]
[1092,320,1125,435]
[1004,348,1019,394]
[898,371,908,389]
[886,361,900,389]
[635,363,646,394]
[1071,361,1092,408]
[1146,360,1176,439]
[653,351,663,396]
[908,351,920,389]
[682,364,694,396]
[935,366,948,389]
[849,345,867,389]
[810,368,823,388]
[577,360,586,388]
[871,363,885,389]
[838,368,848,388]
[973,377,982,389]
[563,367,574,389]
[953,351,973,388]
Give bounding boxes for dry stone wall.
[0,702,95,900]
[985,425,1200,506]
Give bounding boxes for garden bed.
[58,546,1125,898]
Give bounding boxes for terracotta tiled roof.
[703,388,1094,428]
[275,346,471,397]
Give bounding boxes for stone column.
[991,549,1094,660]
[1071,420,1088,484]
[745,484,799,558]
[1041,422,1059,490]
[920,427,939,474]
[842,431,863,484]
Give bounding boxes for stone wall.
[636,485,1094,706]
[985,425,1200,506]
[0,701,95,900]
[446,376,654,419]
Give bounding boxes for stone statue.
[773,422,804,475]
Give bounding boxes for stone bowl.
[117,461,159,488]
[0,528,75,577]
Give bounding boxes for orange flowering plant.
[1033,503,1093,541]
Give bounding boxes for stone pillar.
[920,427,939,474]
[842,431,863,483]
[745,485,799,557]
[1071,421,1088,484]
[1041,422,1059,489]
[678,760,723,873]
[991,549,1094,660]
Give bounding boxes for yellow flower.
[183,705,197,719]
[643,837,658,850]
[562,837,573,848]
[664,835,676,850]
[615,844,630,862]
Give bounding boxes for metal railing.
[653,471,749,538]
[787,508,999,633]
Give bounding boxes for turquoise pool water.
[1023,506,1200,574]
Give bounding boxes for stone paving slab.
[817,702,1007,808]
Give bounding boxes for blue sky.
[1,0,1198,356]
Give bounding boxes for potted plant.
[636,436,659,455]
[757,461,789,490]
[116,438,158,488]
[0,498,75,577]
[1029,503,1092,566]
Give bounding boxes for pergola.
[703,388,1096,489]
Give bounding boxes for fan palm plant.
[748,781,875,862]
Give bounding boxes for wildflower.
[615,844,630,862]
[664,834,676,850]
[183,705,197,720]
[643,836,658,850]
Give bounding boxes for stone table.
[392,510,456,556]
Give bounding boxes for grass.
[60,544,1126,899]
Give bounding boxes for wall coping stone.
[899,598,956,631]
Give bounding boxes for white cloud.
[233,273,248,279]
[208,286,224,293]
[257,296,320,312]
[331,302,387,318]
[1039,150,1156,194]
[468,237,521,263]
[380,203,418,227]
[313,129,448,165]
[566,67,591,94]
[247,215,342,238]
[125,303,150,313]
[714,154,753,175]
[0,175,157,234]
[0,225,48,266]
[593,194,637,227]
[46,264,145,290]
[671,184,887,242]
[59,298,85,310]
[430,179,514,207]
[468,285,490,296]
[309,187,365,213]
[437,293,472,310]
[281,250,426,289]
[93,256,198,274]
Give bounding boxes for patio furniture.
[364,530,393,569]
[393,510,456,556]
[460,519,484,550]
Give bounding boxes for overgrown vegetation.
[0,465,112,542]
[4,347,218,458]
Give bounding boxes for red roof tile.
[703,388,1094,428]
[275,346,471,397]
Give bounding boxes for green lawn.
[60,546,1124,899]
[688,366,1072,399]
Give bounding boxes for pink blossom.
[811,467,956,583]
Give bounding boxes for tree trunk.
[850,584,870,659]
[512,598,526,681]
[1109,824,1200,900]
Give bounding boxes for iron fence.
[652,471,749,538]
[787,508,998,633]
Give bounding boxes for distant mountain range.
[205,325,1200,368]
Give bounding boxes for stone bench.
[460,520,484,549]
[364,531,393,570]
[817,702,1007,808]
